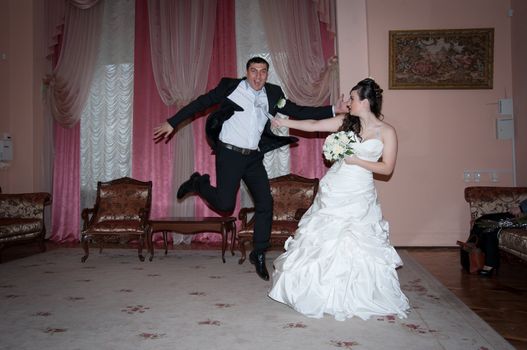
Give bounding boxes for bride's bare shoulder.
[379,120,396,133]
[378,121,397,143]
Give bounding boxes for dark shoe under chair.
[249,250,269,281]
[177,172,201,199]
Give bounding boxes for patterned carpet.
[0,248,513,350]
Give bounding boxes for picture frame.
[389,28,494,89]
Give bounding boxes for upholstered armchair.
[237,174,319,264]
[0,191,51,263]
[80,177,152,262]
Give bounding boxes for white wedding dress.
[268,136,410,321]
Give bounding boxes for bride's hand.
[271,118,286,128]
[344,155,358,165]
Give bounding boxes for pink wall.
[512,0,527,186]
[2,0,524,245]
[336,0,369,89]
[0,0,10,189]
[337,0,521,245]
[0,0,49,194]
[0,0,41,193]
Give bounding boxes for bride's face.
[347,90,367,114]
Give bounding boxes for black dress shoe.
[249,251,269,281]
[478,266,496,277]
[177,172,201,199]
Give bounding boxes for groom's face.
[246,63,268,91]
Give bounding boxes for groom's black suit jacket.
[167,77,333,153]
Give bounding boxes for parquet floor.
[407,248,527,350]
[2,244,526,349]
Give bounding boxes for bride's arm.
[344,126,398,176]
[271,115,345,133]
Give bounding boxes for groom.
[153,56,346,280]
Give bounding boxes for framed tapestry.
[389,28,494,89]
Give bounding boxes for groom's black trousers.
[195,144,273,252]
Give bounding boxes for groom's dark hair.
[246,56,269,70]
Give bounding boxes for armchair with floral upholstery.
[0,191,51,262]
[237,174,319,264]
[80,177,152,262]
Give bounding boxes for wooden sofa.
[0,191,52,262]
[464,186,527,262]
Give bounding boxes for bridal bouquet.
[322,131,357,161]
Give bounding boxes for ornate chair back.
[81,177,152,262]
[237,174,319,264]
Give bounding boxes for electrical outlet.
[490,172,499,183]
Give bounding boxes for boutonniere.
[276,97,286,109]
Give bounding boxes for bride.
[268,78,410,321]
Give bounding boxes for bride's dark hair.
[339,78,384,140]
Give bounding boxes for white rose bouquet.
[322,131,357,161]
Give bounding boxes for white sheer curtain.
[45,0,104,127]
[147,0,217,244]
[235,0,291,211]
[259,0,338,106]
[80,0,135,210]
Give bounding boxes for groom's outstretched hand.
[153,122,175,144]
[334,94,349,115]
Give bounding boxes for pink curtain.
[286,5,338,179]
[133,0,177,220]
[147,0,218,225]
[259,0,337,106]
[260,0,338,180]
[45,0,65,60]
[147,0,217,106]
[68,0,101,10]
[50,123,80,242]
[193,0,238,242]
[48,0,102,242]
[313,0,337,35]
[133,0,237,244]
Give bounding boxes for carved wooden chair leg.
[148,227,154,262]
[221,225,228,263]
[81,235,90,263]
[163,231,168,255]
[238,238,249,264]
[138,235,145,262]
[229,222,236,256]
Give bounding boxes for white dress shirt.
[219,80,269,150]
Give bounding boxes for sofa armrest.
[464,186,527,226]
